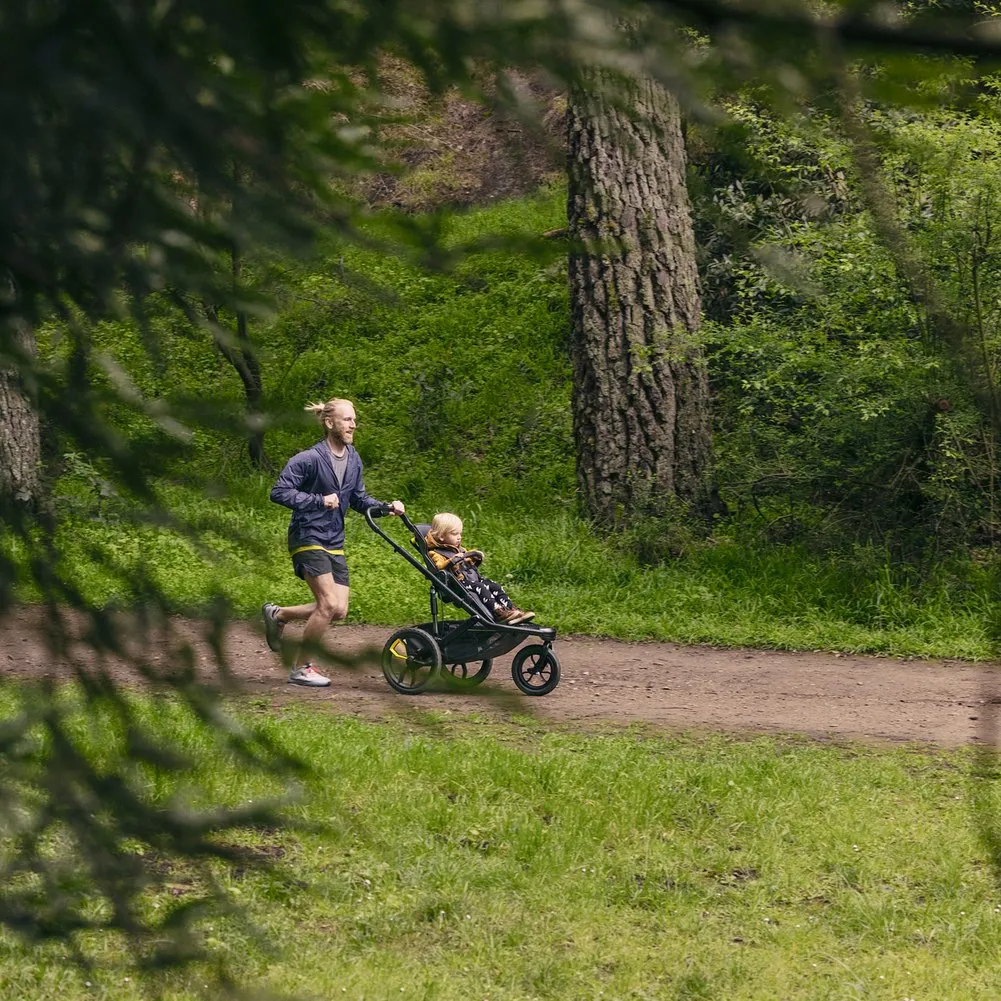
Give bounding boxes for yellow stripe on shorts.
[289,545,346,557]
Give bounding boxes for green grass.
[19,184,1000,662]
[4,692,1001,1000]
[12,474,997,661]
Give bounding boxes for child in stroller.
[364,504,560,695]
[424,512,534,625]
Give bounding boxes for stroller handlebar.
[365,505,421,539]
[364,506,444,587]
[368,504,420,532]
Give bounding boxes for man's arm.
[269,453,325,510]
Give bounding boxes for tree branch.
[657,0,1001,60]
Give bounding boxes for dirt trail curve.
[2,607,999,746]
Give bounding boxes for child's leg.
[468,581,500,609]
[481,578,513,610]
[482,578,534,623]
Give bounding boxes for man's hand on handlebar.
[367,501,404,518]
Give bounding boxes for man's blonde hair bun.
[305,398,351,424]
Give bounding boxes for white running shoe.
[288,664,331,687]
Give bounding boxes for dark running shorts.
[291,548,350,586]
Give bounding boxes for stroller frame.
[365,506,560,695]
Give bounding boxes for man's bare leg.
[274,601,317,623]
[263,577,349,685]
[296,573,349,670]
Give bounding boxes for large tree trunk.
[0,322,41,511]
[567,75,717,527]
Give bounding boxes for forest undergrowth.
[23,179,1001,661]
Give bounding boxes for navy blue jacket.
[269,441,383,552]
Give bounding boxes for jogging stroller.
[365,506,561,696]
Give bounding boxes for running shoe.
[262,602,285,652]
[288,664,331,687]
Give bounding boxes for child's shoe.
[496,607,535,624]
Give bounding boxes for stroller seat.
[411,522,495,620]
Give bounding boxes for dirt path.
[3,606,999,746]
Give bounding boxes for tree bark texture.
[0,323,41,511]
[568,75,716,526]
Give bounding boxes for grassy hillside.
[26,186,999,660]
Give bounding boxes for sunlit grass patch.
[3,693,1001,999]
[19,491,998,661]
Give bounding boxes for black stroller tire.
[381,627,442,694]
[511,645,560,696]
[441,660,493,690]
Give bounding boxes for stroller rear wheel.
[511,644,560,696]
[441,659,493,689]
[381,627,442,694]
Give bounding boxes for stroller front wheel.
[511,644,561,696]
[381,626,442,694]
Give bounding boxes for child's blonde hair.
[304,398,352,425]
[430,512,463,538]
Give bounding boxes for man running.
[262,397,404,686]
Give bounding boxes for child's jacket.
[424,532,485,585]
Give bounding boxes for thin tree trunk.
[229,246,269,470]
[567,74,718,527]
[203,292,271,471]
[0,322,41,511]
[190,167,270,471]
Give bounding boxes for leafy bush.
[697,103,1001,555]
